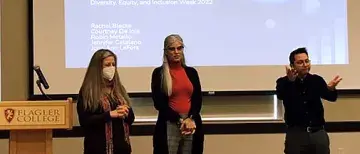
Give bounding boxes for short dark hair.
[289,47,308,65]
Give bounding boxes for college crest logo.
[4,108,15,123]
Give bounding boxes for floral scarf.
[101,95,131,154]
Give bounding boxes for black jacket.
[276,73,337,127]
[77,92,135,154]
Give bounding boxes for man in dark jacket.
[276,47,342,154]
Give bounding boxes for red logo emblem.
[4,108,15,123]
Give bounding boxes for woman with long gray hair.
[151,34,204,154]
[77,49,135,154]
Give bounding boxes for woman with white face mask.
[77,49,135,154]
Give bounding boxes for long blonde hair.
[161,34,187,96]
[79,49,131,112]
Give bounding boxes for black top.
[276,73,338,127]
[151,66,204,154]
[77,91,135,154]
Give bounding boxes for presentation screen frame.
[27,0,360,100]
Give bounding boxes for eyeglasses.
[295,59,311,65]
[166,46,184,52]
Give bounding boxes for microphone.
[33,65,49,89]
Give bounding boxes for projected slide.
[64,0,347,68]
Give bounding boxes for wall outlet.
[337,147,344,154]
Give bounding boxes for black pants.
[284,127,330,154]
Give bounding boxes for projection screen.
[31,0,359,96]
